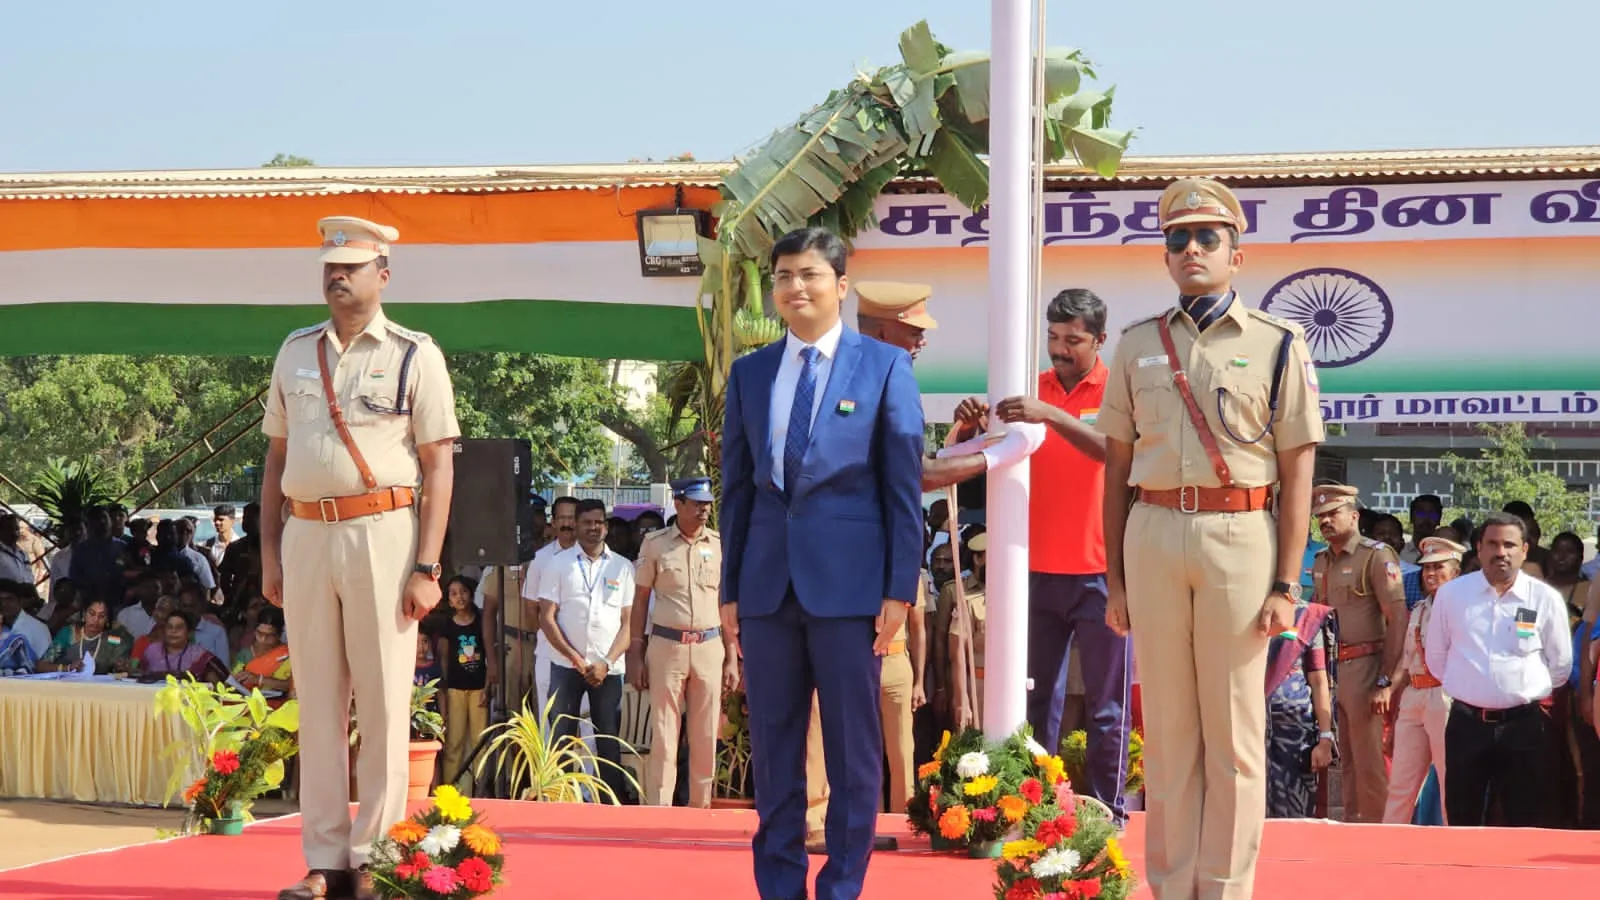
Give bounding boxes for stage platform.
[0,802,1596,898]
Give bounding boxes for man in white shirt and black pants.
[1426,511,1572,827]
[537,497,635,802]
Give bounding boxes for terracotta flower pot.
[709,797,756,810]
[407,740,442,800]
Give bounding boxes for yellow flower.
[433,784,473,822]
[938,804,971,840]
[388,820,428,844]
[963,775,999,797]
[1106,837,1132,878]
[1034,754,1066,785]
[1002,838,1046,860]
[917,760,941,781]
[933,730,951,763]
[462,824,502,856]
[997,794,1029,823]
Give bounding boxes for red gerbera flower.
[210,750,240,776]
[1005,877,1043,900]
[457,856,494,893]
[1019,778,1044,805]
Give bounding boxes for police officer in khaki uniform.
[626,477,738,808]
[1098,178,1324,900]
[262,216,460,900]
[1383,534,1464,824]
[1309,484,1407,823]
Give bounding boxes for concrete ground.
[0,797,297,871]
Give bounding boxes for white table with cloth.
[0,674,199,806]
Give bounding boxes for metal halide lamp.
[635,208,709,277]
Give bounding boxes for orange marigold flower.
[917,760,941,781]
[997,794,1029,824]
[462,824,502,856]
[938,804,972,840]
[388,820,428,844]
[182,779,206,805]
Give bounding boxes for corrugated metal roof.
[1,147,1597,200]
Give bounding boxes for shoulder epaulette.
[383,320,436,346]
[1247,308,1306,338]
[704,527,719,539]
[283,322,327,344]
[1121,313,1162,334]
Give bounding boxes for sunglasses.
[1164,227,1226,254]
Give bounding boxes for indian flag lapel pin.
[838,399,856,415]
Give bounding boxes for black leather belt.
[651,624,720,644]
[1452,699,1546,725]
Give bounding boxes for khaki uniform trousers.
[283,510,417,871]
[806,650,915,834]
[442,688,489,785]
[1382,685,1450,824]
[1124,504,1273,900]
[1334,654,1388,823]
[644,637,725,808]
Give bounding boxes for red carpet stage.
[1,803,1597,899]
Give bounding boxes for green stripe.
[0,300,706,360]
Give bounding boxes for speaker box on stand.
[447,438,536,569]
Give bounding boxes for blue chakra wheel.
[1258,267,1394,368]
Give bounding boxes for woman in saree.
[232,606,292,703]
[39,598,133,673]
[1265,598,1335,818]
[140,609,227,683]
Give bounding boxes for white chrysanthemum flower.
[955,751,990,779]
[1024,736,1048,758]
[1031,847,1083,879]
[418,824,461,857]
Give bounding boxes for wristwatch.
[1375,675,1393,689]
[1270,581,1303,601]
[1317,730,1335,743]
[414,562,442,581]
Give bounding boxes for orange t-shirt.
[1029,361,1108,575]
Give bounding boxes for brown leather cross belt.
[1337,640,1383,663]
[289,486,415,523]
[1139,485,1273,514]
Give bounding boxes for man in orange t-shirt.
[956,287,1132,825]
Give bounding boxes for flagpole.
[983,0,1034,741]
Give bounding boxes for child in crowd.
[436,575,487,784]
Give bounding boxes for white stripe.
[0,242,697,308]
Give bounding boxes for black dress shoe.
[276,869,352,900]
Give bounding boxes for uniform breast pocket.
[1130,367,1178,430]
[350,389,405,425]
[695,558,721,592]
[1213,369,1273,440]
[284,386,324,425]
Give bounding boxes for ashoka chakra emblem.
[1258,267,1393,368]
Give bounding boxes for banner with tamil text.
[848,178,1600,423]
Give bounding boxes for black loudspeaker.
[448,438,536,567]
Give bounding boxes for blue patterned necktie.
[784,346,819,495]
[1180,291,1233,333]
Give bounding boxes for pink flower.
[421,865,461,893]
[1054,780,1076,809]
[973,807,998,822]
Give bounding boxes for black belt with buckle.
[651,624,720,644]
[1454,699,1544,725]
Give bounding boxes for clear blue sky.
[2,0,1593,173]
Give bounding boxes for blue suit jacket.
[720,327,926,619]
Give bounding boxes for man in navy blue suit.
[719,227,926,900]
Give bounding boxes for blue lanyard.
[578,555,605,594]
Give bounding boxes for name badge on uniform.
[698,548,713,561]
[1136,355,1166,368]
[1515,607,1538,638]
[295,368,319,379]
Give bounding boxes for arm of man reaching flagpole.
[935,421,1048,470]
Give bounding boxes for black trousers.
[1444,700,1555,827]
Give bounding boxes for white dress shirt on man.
[1425,570,1572,710]
[536,544,635,674]
[12,610,50,658]
[767,319,841,492]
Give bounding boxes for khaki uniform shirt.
[634,526,721,632]
[1097,300,1324,489]
[1311,535,1406,646]
[262,311,460,500]
[943,575,986,669]
[1401,596,1439,681]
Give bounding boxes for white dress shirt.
[118,603,155,639]
[521,539,578,664]
[536,544,635,674]
[768,320,843,491]
[1425,570,1572,709]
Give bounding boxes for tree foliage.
[1444,423,1592,534]
[262,154,316,168]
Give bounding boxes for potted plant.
[350,679,447,801]
[475,695,638,803]
[712,688,754,809]
[153,675,301,833]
